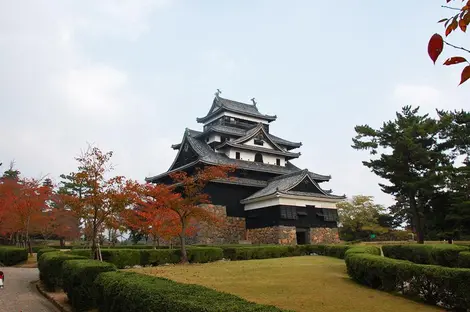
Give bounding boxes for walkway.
[0,267,59,312]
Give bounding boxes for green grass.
[130,256,439,312]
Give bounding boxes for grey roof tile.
[241,169,343,202]
[197,97,277,122]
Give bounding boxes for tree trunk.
[179,232,188,264]
[59,237,65,248]
[409,193,425,244]
[152,235,157,250]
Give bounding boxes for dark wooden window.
[276,158,280,166]
[254,139,264,146]
[280,206,298,220]
[317,208,339,222]
[254,153,263,163]
[236,152,240,159]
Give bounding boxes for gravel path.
[0,267,59,312]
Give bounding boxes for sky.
[1,0,469,208]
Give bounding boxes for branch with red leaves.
[428,0,470,85]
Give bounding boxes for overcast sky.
[1,1,469,207]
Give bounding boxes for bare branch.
[441,5,461,11]
[444,40,470,54]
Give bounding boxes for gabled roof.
[217,142,301,159]
[215,123,292,156]
[240,169,345,203]
[196,96,277,123]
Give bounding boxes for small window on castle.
[276,158,281,166]
[236,152,240,159]
[254,153,263,163]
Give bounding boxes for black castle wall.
[245,205,337,229]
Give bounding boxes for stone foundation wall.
[247,226,296,245]
[310,227,340,244]
[194,205,246,245]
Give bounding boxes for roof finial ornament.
[215,89,222,98]
[251,97,257,106]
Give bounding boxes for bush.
[0,246,28,266]
[38,252,87,291]
[37,248,60,261]
[62,259,117,311]
[71,247,223,268]
[458,251,470,268]
[382,244,469,267]
[221,246,294,261]
[344,246,381,258]
[94,271,289,312]
[140,249,180,266]
[345,253,470,310]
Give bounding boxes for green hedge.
[62,260,117,312]
[38,252,87,291]
[71,247,224,268]
[382,244,469,267]
[345,253,470,310]
[0,246,28,266]
[37,248,60,261]
[32,245,73,253]
[458,251,470,268]
[94,271,289,312]
[344,246,381,258]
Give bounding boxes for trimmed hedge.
[94,271,289,312]
[345,253,470,310]
[71,247,224,268]
[382,244,469,267]
[38,252,87,290]
[32,245,73,253]
[62,260,117,311]
[37,248,60,261]
[458,251,470,268]
[344,246,381,258]
[0,246,28,266]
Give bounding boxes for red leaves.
[460,65,470,85]
[428,34,444,64]
[443,56,468,65]
[429,2,470,85]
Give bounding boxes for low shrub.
[32,245,73,252]
[140,249,180,266]
[323,245,351,259]
[221,246,294,261]
[0,246,28,266]
[37,248,60,261]
[382,244,469,267]
[458,251,470,268]
[62,259,117,311]
[38,252,87,291]
[345,253,470,310]
[71,247,223,268]
[94,271,289,312]
[344,246,381,258]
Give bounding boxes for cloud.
[393,84,441,109]
[0,0,175,183]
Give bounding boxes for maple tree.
[428,0,470,85]
[60,145,139,259]
[167,165,234,263]
[0,166,53,254]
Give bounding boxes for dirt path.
[0,267,59,312]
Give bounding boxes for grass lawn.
[130,256,440,312]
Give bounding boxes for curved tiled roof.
[241,169,345,203]
[196,97,277,123]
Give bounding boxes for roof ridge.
[267,168,308,182]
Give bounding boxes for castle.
[146,93,345,245]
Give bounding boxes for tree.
[61,145,138,259]
[139,165,234,263]
[352,106,452,243]
[428,1,470,85]
[337,195,389,241]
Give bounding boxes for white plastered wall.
[244,196,339,210]
[225,148,286,166]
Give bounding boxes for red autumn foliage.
[428,1,470,85]
[0,174,52,254]
[60,145,140,259]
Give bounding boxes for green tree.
[337,195,389,241]
[352,106,452,244]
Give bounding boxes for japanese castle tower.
[146,93,345,245]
